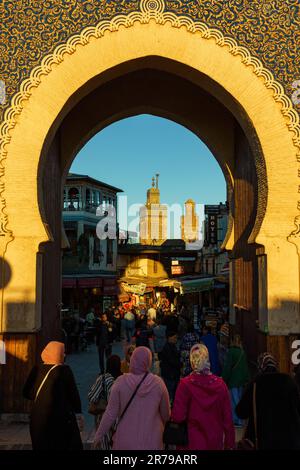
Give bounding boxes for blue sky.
[71,114,226,214]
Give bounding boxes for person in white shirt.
[124,311,135,343]
[147,306,157,321]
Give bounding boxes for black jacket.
[95,319,110,347]
[23,364,82,450]
[162,315,179,335]
[160,342,181,380]
[236,372,300,450]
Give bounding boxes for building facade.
[62,173,122,314]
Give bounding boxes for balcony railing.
[63,200,101,213]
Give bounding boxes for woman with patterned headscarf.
[236,352,300,449]
[171,344,235,450]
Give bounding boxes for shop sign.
[171,265,184,275]
[122,282,147,295]
[208,214,218,245]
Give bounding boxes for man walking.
[95,313,113,374]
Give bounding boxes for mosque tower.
[181,199,199,242]
[139,174,168,245]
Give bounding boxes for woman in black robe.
[23,341,83,450]
[236,352,300,450]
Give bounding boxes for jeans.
[98,345,112,374]
[162,377,179,404]
[126,327,135,343]
[230,387,244,426]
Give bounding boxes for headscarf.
[41,341,65,365]
[106,355,122,379]
[125,344,136,363]
[219,322,229,337]
[257,352,278,374]
[190,343,211,375]
[129,346,152,375]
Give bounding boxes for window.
[63,189,67,209]
[106,239,113,265]
[86,188,91,210]
[67,187,79,210]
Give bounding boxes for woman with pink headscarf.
[94,346,170,450]
[171,343,235,450]
[23,341,83,450]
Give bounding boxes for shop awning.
[62,278,77,288]
[181,277,215,293]
[159,279,181,289]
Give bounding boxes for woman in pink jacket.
[94,346,170,450]
[171,343,235,450]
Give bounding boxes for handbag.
[237,382,258,450]
[163,420,188,446]
[88,375,108,416]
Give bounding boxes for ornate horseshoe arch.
[0,0,299,336]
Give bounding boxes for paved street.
[66,340,125,442]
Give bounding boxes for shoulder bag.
[237,382,258,450]
[88,374,108,416]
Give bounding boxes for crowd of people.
[22,302,300,451]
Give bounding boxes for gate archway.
[0,0,299,411]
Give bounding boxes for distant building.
[139,174,168,245]
[181,199,199,243]
[202,202,228,275]
[199,202,229,309]
[62,173,123,314]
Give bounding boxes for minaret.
[181,199,199,242]
[140,174,168,245]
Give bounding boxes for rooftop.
[67,173,123,193]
